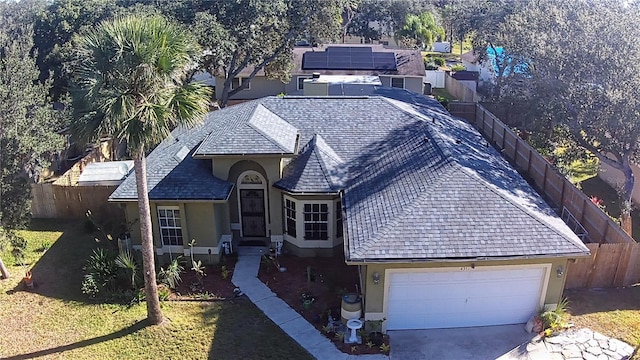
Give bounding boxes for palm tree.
[70,15,212,325]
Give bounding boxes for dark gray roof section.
[109,111,235,201]
[195,104,299,155]
[111,90,589,261]
[274,134,345,193]
[343,94,588,261]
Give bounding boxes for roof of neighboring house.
[78,160,133,186]
[111,90,590,261]
[451,71,479,81]
[461,50,480,64]
[234,44,425,78]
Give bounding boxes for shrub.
[451,63,466,72]
[436,95,449,109]
[157,284,171,301]
[424,61,439,70]
[158,257,184,289]
[539,298,570,336]
[115,250,138,290]
[433,57,445,66]
[82,248,118,298]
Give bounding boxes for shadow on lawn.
[564,286,640,315]
[205,299,313,360]
[2,320,148,360]
[7,219,102,303]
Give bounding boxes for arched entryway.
[237,170,268,238]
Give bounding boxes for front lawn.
[565,287,640,354]
[0,219,312,360]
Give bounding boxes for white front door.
[386,266,548,330]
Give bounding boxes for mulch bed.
[170,254,238,300]
[258,253,390,355]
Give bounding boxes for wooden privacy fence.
[444,74,479,103]
[565,243,640,288]
[31,183,123,220]
[452,103,635,245]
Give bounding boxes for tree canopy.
[70,14,212,325]
[0,1,66,230]
[183,0,345,106]
[464,0,640,229]
[395,11,444,49]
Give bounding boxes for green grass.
[432,88,457,101]
[0,219,312,360]
[566,287,640,355]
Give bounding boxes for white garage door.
[386,266,547,330]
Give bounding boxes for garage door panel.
[386,267,546,330]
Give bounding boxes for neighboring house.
[109,88,589,331]
[214,44,426,100]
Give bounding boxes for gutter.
[344,251,591,265]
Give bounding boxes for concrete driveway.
[389,324,535,360]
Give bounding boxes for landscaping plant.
[82,248,118,298]
[158,257,184,289]
[115,250,138,290]
[539,298,570,336]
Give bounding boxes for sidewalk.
[231,247,388,360]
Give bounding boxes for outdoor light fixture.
[372,272,380,285]
[556,266,564,278]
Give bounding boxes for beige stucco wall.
[212,156,285,236]
[123,200,227,265]
[124,202,141,245]
[215,77,286,100]
[378,76,423,94]
[359,257,571,329]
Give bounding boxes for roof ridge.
[455,165,588,252]
[193,101,259,155]
[248,104,297,153]
[352,166,457,258]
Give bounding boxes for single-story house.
[214,44,426,100]
[109,88,589,331]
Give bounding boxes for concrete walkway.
[231,248,388,360]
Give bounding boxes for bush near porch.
[258,253,390,355]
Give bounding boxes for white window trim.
[232,77,251,91]
[157,206,184,247]
[390,77,405,89]
[284,197,297,237]
[302,202,330,241]
[297,75,313,91]
[282,196,346,248]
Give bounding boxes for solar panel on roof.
[302,47,397,71]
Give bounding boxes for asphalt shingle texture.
[111,90,590,260]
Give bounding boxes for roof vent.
[174,145,190,162]
[312,72,321,79]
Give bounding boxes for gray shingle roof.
[109,107,238,201]
[110,90,590,261]
[195,104,298,155]
[274,134,345,193]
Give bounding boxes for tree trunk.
[620,153,635,236]
[0,256,9,279]
[134,152,163,325]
